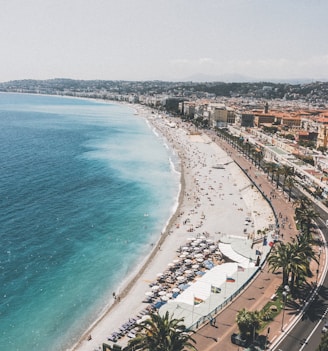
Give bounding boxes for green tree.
[128,311,197,351]
[280,165,294,192]
[265,162,277,183]
[267,242,292,286]
[288,241,310,291]
[295,206,318,237]
[316,329,328,350]
[285,176,294,201]
[268,233,317,292]
[294,195,312,212]
[236,308,261,342]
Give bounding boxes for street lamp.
[316,247,322,285]
[281,285,290,332]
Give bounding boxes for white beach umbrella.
[196,258,204,263]
[158,291,167,296]
[192,264,199,269]
[156,273,164,277]
[145,291,154,297]
[172,287,180,293]
[195,253,204,258]
[161,295,169,301]
[151,285,160,291]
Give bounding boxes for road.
[210,130,328,351]
[273,218,328,351]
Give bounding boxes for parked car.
[231,333,248,347]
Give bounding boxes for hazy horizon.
[1,0,327,83]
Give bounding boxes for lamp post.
[316,247,322,285]
[281,285,290,331]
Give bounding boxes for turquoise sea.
[0,93,180,351]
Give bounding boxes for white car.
[322,322,328,333]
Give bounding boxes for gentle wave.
[0,93,180,351]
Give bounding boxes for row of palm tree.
[267,196,319,293]
[216,129,298,200]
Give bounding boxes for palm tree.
[280,165,294,192]
[268,233,318,292]
[236,308,261,342]
[128,311,197,351]
[275,166,282,189]
[267,242,292,286]
[265,162,277,183]
[288,242,310,291]
[295,206,318,237]
[285,176,294,201]
[294,195,312,211]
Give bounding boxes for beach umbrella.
[192,264,199,269]
[195,253,204,258]
[168,262,175,268]
[166,292,173,298]
[184,258,192,264]
[137,315,150,324]
[184,269,193,275]
[161,295,169,301]
[151,285,160,291]
[178,283,190,290]
[158,291,167,296]
[196,258,204,263]
[203,249,210,254]
[172,287,180,293]
[156,272,164,277]
[177,276,186,282]
[173,259,180,264]
[145,291,154,297]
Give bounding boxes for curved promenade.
[191,130,327,351]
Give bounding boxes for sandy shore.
[71,106,274,351]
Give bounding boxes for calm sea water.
[0,93,180,351]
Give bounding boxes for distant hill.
[180,73,328,84]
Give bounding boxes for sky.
[0,0,328,83]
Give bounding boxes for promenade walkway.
[192,132,326,351]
